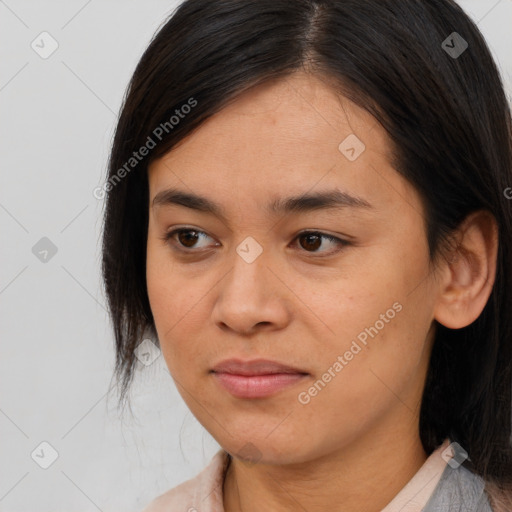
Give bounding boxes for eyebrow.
[151,187,374,221]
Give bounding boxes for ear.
[433,210,498,329]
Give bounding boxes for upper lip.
[211,358,308,376]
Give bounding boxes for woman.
[100,0,512,510]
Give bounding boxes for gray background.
[1,1,511,511]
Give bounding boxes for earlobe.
[433,210,498,330]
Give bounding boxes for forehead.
[148,72,416,218]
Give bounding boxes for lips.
[211,358,309,399]
[211,358,308,376]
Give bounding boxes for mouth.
[210,358,309,399]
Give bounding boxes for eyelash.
[159,228,348,257]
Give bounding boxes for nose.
[211,248,291,335]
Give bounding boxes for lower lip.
[212,372,308,398]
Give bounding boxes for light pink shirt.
[142,439,452,512]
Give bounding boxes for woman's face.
[146,72,440,464]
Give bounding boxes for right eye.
[160,228,219,253]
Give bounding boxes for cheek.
[146,247,172,330]
[300,263,430,407]
[146,241,182,363]
[146,233,193,324]
[293,305,429,445]
[146,244,215,378]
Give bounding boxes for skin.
[146,71,498,512]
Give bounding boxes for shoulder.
[424,462,494,512]
[141,476,197,512]
[140,449,231,512]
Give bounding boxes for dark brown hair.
[101,0,512,498]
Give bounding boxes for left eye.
[294,231,346,255]
[161,229,346,255]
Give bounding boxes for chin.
[219,434,319,467]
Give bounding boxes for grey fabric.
[422,463,493,511]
